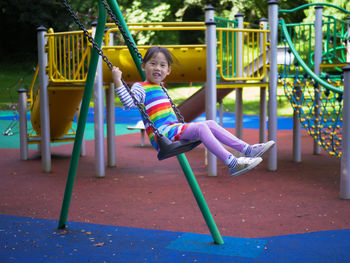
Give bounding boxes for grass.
[0,62,37,110]
[0,62,293,116]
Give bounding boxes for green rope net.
[281,69,343,158]
[279,17,347,158]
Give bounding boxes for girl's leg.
[204,120,250,153]
[179,122,231,163]
[179,122,263,177]
[203,120,275,158]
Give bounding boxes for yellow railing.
[46,28,92,84]
[216,28,269,82]
[45,22,269,84]
[104,21,206,45]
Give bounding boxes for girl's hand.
[112,66,123,87]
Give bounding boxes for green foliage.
[276,0,309,23]
[213,0,308,25]
[0,62,36,109]
[122,1,173,45]
[1,0,348,64]
[65,0,99,30]
[303,0,350,23]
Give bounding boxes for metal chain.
[61,0,114,71]
[61,0,185,133]
[160,83,185,123]
[61,0,160,135]
[2,118,18,136]
[100,0,142,61]
[101,0,186,124]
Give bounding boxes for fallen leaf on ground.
[93,242,104,247]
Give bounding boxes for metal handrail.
[216,28,269,81]
[280,18,343,94]
[279,3,350,14]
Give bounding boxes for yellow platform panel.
[102,45,207,83]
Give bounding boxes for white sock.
[225,154,237,168]
[243,144,252,156]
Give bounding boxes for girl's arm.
[112,67,145,109]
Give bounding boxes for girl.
[112,46,274,177]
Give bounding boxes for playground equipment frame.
[22,6,271,177]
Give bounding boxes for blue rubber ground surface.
[0,107,293,149]
[2,108,349,262]
[1,215,349,263]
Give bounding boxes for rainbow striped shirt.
[116,82,188,151]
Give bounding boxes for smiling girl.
[112,46,274,177]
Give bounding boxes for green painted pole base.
[177,153,224,245]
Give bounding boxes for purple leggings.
[179,120,248,162]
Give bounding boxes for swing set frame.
[58,0,224,245]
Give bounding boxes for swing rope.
[61,0,201,160]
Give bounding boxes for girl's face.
[141,52,171,84]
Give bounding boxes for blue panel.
[166,232,267,258]
[1,215,350,263]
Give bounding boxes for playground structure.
[276,4,350,200]
[19,5,270,177]
[13,0,350,244]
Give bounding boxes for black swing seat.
[156,134,201,161]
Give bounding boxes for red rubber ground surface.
[1,129,349,238]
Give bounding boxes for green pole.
[177,154,224,244]
[58,0,107,229]
[106,0,224,245]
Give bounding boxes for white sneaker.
[229,157,262,178]
[247,140,275,158]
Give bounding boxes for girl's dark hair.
[142,46,173,66]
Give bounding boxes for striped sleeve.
[115,82,145,109]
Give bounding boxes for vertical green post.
[177,154,224,244]
[58,0,106,229]
[107,0,224,245]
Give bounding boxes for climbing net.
[281,71,343,158]
[279,18,345,158]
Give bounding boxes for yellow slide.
[31,87,83,139]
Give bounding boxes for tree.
[303,0,350,23]
[0,0,76,61]
[2,0,347,63]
